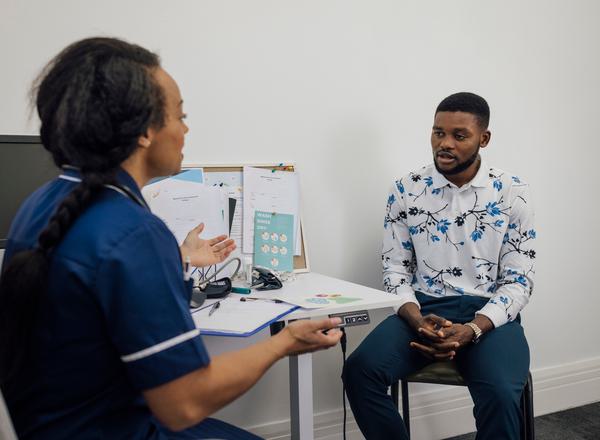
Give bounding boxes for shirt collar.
[61,166,144,200]
[470,159,489,188]
[115,168,145,201]
[428,157,489,189]
[429,166,452,190]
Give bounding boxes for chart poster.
[253,211,294,272]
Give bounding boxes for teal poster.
[253,211,294,272]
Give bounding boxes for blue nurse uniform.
[2,168,260,439]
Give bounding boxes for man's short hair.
[436,92,490,129]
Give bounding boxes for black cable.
[340,327,347,440]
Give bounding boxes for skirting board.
[246,356,600,440]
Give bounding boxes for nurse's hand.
[145,316,342,431]
[180,223,236,268]
[272,317,343,356]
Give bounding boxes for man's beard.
[434,146,480,176]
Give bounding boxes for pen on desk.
[208,301,221,316]
[240,297,283,304]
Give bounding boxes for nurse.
[0,37,342,439]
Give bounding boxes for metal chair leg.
[391,381,399,409]
[401,380,410,439]
[396,371,533,440]
[520,388,527,440]
[522,372,535,440]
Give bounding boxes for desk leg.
[289,352,314,440]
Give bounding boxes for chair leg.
[521,372,534,440]
[520,389,526,440]
[391,381,399,409]
[401,380,411,439]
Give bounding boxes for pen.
[208,301,220,316]
[240,297,283,304]
[184,256,191,281]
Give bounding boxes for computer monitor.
[0,135,59,249]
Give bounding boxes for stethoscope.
[58,167,150,210]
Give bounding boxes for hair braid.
[37,172,113,253]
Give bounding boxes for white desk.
[202,272,403,440]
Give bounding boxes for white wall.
[2,1,600,438]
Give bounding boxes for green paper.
[253,211,294,272]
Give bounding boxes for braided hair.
[0,37,166,385]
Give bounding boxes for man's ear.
[480,130,491,149]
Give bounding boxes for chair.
[390,360,534,440]
[0,389,18,440]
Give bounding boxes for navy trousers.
[163,418,263,440]
[342,293,530,440]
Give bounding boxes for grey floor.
[445,401,600,440]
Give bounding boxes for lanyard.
[58,174,149,210]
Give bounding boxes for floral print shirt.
[383,160,536,328]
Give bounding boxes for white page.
[142,178,228,245]
[191,296,295,335]
[204,171,243,250]
[248,291,364,309]
[248,291,326,309]
[243,166,301,255]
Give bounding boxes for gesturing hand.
[180,223,236,268]
[276,318,343,356]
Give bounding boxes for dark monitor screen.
[0,135,59,249]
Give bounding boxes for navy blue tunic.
[3,168,210,439]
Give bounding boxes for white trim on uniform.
[120,329,201,363]
[58,174,82,183]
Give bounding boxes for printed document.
[204,170,243,250]
[242,166,301,255]
[142,177,228,245]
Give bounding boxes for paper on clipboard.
[191,296,297,336]
[242,166,301,255]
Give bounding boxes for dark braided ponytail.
[0,38,166,385]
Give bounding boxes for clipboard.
[190,297,299,337]
[183,163,310,273]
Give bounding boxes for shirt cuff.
[476,303,508,329]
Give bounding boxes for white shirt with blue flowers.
[383,160,536,328]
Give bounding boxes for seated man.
[343,92,536,440]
